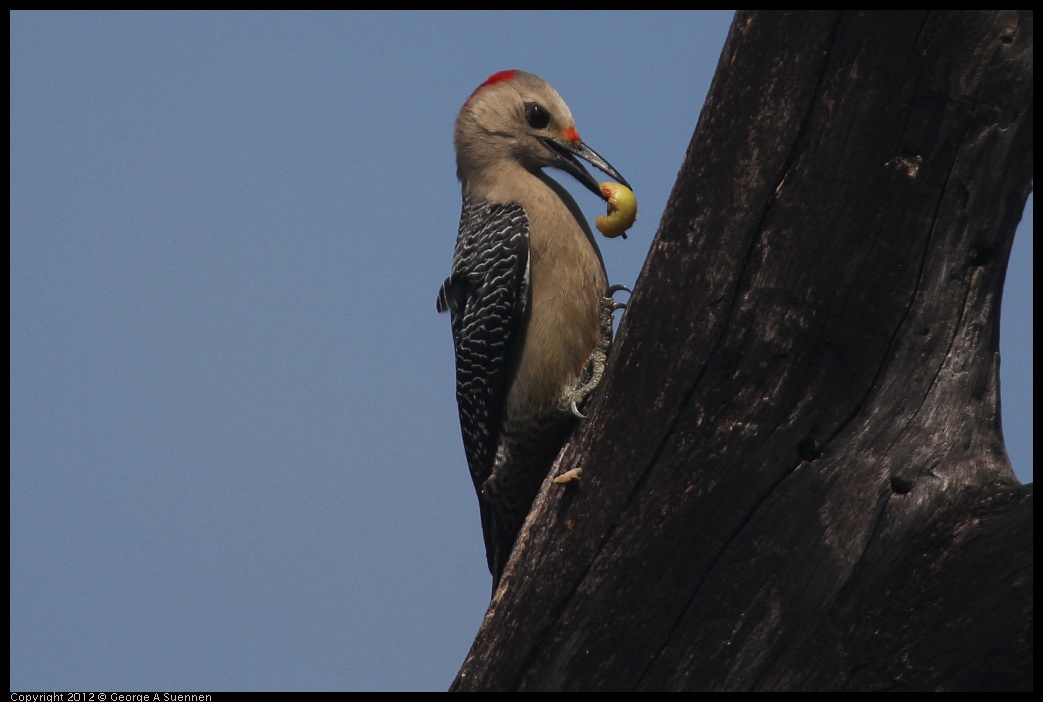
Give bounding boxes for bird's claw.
[566,284,630,420]
[606,284,630,314]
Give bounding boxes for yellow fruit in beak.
[595,182,638,239]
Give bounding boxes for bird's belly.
[504,275,602,421]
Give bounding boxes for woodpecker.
[437,70,630,589]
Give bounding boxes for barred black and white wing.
[437,197,530,570]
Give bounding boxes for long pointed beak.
[543,136,631,199]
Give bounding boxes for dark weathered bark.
[452,11,1032,691]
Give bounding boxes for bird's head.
[455,70,630,198]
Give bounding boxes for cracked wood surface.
[452,11,1033,692]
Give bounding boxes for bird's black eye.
[524,102,551,130]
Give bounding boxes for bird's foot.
[567,285,630,419]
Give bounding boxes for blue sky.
[9,11,1032,692]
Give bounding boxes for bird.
[437,70,630,591]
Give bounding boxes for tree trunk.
[452,10,1033,691]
